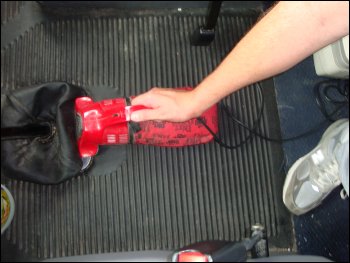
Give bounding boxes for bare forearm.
[193,1,349,111]
[130,1,349,123]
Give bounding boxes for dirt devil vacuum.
[75,88,218,169]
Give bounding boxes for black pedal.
[190,26,215,46]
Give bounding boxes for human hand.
[130,87,203,122]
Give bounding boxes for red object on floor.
[75,87,218,158]
[176,251,210,262]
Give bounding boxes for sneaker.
[283,119,349,215]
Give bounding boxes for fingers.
[130,109,161,122]
[129,87,195,122]
[130,88,166,122]
[131,92,154,107]
[132,87,165,104]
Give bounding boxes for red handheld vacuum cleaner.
[75,87,218,169]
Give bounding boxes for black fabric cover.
[1,82,87,184]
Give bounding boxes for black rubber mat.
[1,3,292,261]
[1,1,23,25]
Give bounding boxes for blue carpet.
[274,56,349,262]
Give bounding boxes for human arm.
[131,1,349,122]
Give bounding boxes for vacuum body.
[75,89,218,158]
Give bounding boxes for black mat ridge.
[1,1,23,25]
[1,9,292,260]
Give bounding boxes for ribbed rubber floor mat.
[1,1,23,25]
[1,10,292,260]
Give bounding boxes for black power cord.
[197,83,264,150]
[314,79,349,121]
[198,79,349,149]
